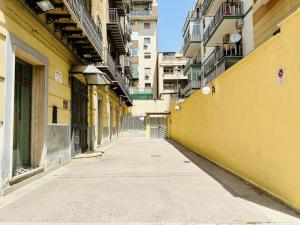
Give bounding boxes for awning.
[70,65,111,85]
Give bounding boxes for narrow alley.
[0,138,299,225]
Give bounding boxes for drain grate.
[184,160,191,163]
[151,155,161,158]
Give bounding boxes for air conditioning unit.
[144,43,149,48]
[223,34,230,43]
[236,19,244,29]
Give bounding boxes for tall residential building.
[181,0,300,97]
[0,0,132,191]
[158,52,188,99]
[129,0,158,101]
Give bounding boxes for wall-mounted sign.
[278,68,284,85]
[55,70,63,83]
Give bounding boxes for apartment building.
[158,52,188,99]
[181,0,300,97]
[0,0,132,192]
[129,0,158,101]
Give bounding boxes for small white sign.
[278,68,284,85]
[55,70,63,83]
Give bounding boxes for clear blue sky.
[158,0,195,52]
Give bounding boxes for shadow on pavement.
[166,138,300,219]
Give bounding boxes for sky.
[158,0,195,52]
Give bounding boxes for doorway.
[150,116,168,139]
[71,78,88,154]
[13,58,32,175]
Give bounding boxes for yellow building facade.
[0,0,132,192]
[169,9,300,212]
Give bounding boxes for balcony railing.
[130,87,153,100]
[115,70,130,97]
[102,48,130,96]
[183,32,202,55]
[182,9,201,34]
[202,0,213,15]
[181,80,202,97]
[64,0,103,58]
[109,8,121,23]
[184,58,201,75]
[203,2,244,44]
[203,43,243,76]
[130,10,151,15]
[215,43,243,61]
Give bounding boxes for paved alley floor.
[0,138,300,225]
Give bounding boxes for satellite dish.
[230,33,242,43]
[202,86,211,95]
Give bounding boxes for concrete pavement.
[0,137,299,225]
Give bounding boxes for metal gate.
[121,116,146,137]
[150,116,168,139]
[71,78,88,154]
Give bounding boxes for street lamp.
[36,0,55,12]
[70,65,111,86]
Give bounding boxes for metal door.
[13,58,32,175]
[150,116,168,139]
[71,78,88,154]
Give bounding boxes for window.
[144,68,151,76]
[130,48,139,57]
[131,32,138,40]
[144,53,151,59]
[163,67,174,74]
[144,23,150,29]
[144,37,150,44]
[145,83,151,87]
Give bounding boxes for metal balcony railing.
[203,43,243,76]
[202,0,213,15]
[184,58,201,75]
[102,48,130,97]
[115,70,130,96]
[215,43,243,61]
[130,87,153,100]
[181,80,202,96]
[130,10,151,15]
[64,0,103,58]
[109,8,121,23]
[183,31,202,54]
[203,2,244,44]
[182,9,202,34]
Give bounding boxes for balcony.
[182,10,201,36]
[124,56,132,77]
[203,43,243,82]
[184,58,202,76]
[22,0,103,62]
[130,87,153,100]
[183,23,202,57]
[202,0,224,16]
[112,0,127,16]
[203,2,244,46]
[96,49,132,106]
[130,10,151,16]
[107,8,126,54]
[181,80,202,97]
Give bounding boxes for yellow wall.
[169,10,300,212]
[254,0,300,47]
[0,0,80,125]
